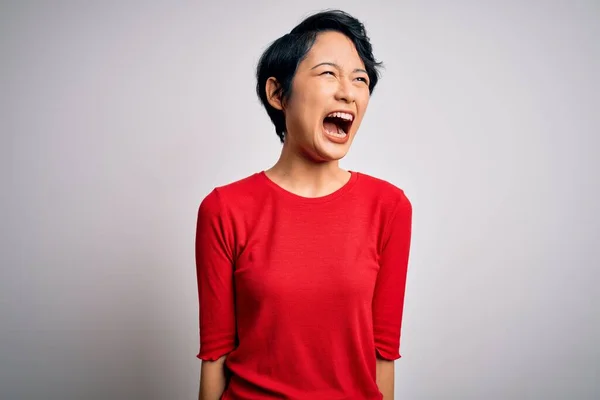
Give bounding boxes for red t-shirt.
[195,171,412,399]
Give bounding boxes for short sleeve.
[195,189,237,361]
[373,193,413,360]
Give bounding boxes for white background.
[1,1,598,399]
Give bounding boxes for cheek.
[286,103,317,133]
[351,101,370,131]
[355,94,368,108]
[289,85,325,118]
[358,95,370,115]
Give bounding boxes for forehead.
[302,31,365,68]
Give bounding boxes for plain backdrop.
[1,1,599,399]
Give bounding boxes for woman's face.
[270,31,372,162]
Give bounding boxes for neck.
[265,139,350,198]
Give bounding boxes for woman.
[195,10,412,400]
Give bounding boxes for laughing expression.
[270,31,372,161]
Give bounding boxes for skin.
[200,30,395,400]
[199,355,227,400]
[377,355,395,399]
[264,30,371,197]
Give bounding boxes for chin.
[298,130,354,162]
[315,141,351,162]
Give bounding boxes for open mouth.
[323,111,353,138]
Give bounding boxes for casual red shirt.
[195,170,412,399]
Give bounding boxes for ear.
[266,77,284,111]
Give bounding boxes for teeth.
[326,111,353,121]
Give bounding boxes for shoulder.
[198,172,262,216]
[355,171,411,211]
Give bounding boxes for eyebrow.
[311,62,368,75]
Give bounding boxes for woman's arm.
[199,354,228,400]
[196,190,237,400]
[376,358,395,399]
[373,193,412,399]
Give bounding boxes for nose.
[335,78,356,104]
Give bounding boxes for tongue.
[323,120,342,134]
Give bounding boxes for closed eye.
[321,70,336,76]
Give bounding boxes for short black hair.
[256,10,383,143]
